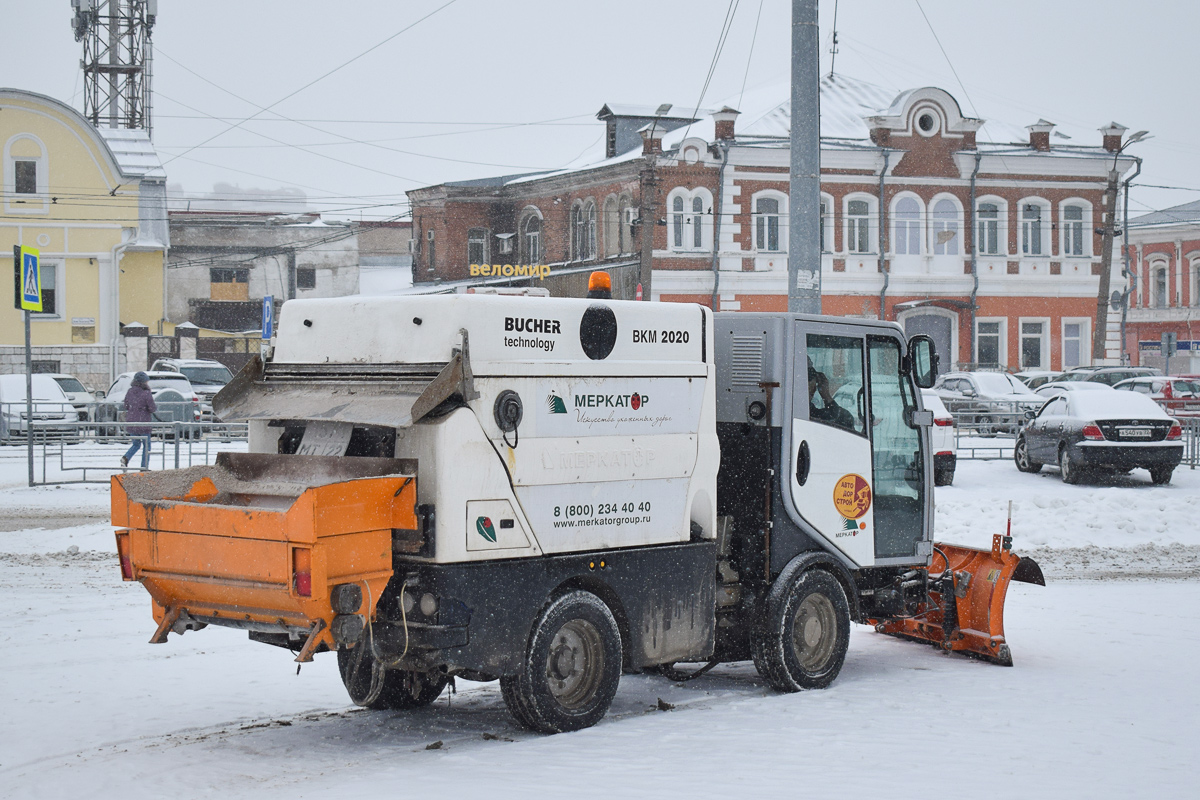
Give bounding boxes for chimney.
[1100,121,1128,153]
[1027,119,1055,152]
[641,124,664,155]
[712,106,739,141]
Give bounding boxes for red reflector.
[1168,424,1183,440]
[934,417,954,427]
[936,450,953,457]
[293,548,312,597]
[1082,424,1104,440]
[115,531,134,580]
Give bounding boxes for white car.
[921,389,956,486]
[933,371,1044,435]
[45,373,92,421]
[1034,381,1115,399]
[96,371,203,438]
[149,358,234,420]
[0,374,78,442]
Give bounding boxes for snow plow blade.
[871,535,1044,666]
[111,453,417,661]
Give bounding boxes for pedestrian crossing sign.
[15,246,41,312]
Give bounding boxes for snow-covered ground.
[1,450,1197,797]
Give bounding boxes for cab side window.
[805,334,867,436]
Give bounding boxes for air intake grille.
[264,362,447,383]
[729,335,764,390]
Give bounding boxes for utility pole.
[638,106,670,302]
[1093,129,1148,363]
[788,0,821,314]
[72,0,157,135]
[1119,157,1142,365]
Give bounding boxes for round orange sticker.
[833,473,872,519]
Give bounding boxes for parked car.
[1014,390,1183,485]
[1034,381,1116,399]
[45,373,92,421]
[96,371,202,438]
[921,389,956,486]
[149,358,234,420]
[1113,376,1200,418]
[1058,365,1162,386]
[1014,370,1062,390]
[932,371,1044,434]
[0,374,78,442]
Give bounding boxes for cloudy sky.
[4,0,1196,219]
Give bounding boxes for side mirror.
[907,334,939,389]
[962,387,978,398]
[1023,409,1036,420]
[93,390,106,400]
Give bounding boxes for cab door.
[787,329,876,567]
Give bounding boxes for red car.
[1112,376,1200,418]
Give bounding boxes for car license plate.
[1119,428,1151,438]
[1186,404,1200,411]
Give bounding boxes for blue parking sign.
[262,295,274,340]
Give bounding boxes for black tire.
[751,569,850,692]
[1014,436,1042,474]
[1150,465,1174,485]
[1059,444,1083,485]
[337,642,448,710]
[501,590,622,734]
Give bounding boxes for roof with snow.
[1128,200,1200,229]
[97,127,166,181]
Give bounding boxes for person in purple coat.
[121,372,157,469]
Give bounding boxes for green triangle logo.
[546,393,567,414]
[475,516,497,543]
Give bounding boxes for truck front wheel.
[337,643,448,710]
[751,569,850,692]
[500,590,622,734]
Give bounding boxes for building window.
[1063,319,1088,368]
[755,197,781,252]
[669,188,712,252]
[570,204,584,260]
[976,320,1003,367]
[977,202,1001,255]
[210,267,249,284]
[522,215,541,264]
[619,195,635,253]
[296,268,316,290]
[1062,204,1085,256]
[14,160,36,194]
[691,196,704,249]
[672,195,685,249]
[893,196,921,255]
[1021,203,1045,256]
[426,230,436,271]
[1020,320,1047,369]
[31,263,58,316]
[1153,266,1168,308]
[603,196,619,257]
[585,201,597,260]
[932,198,959,255]
[846,199,871,254]
[819,197,833,253]
[467,227,488,265]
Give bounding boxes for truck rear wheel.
[337,643,448,710]
[751,569,850,692]
[500,590,622,734]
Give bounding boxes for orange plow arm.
[112,453,417,662]
[870,534,1044,666]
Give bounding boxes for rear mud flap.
[871,534,1043,666]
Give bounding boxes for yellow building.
[1,88,168,390]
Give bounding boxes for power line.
[162,0,461,166]
[911,0,980,120]
[738,0,765,110]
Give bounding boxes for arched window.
[585,201,597,260]
[755,196,781,252]
[691,196,704,249]
[894,196,921,255]
[976,202,1001,255]
[603,196,619,257]
[522,215,541,264]
[467,227,488,265]
[846,198,871,253]
[1062,204,1085,256]
[1020,200,1048,256]
[619,194,635,253]
[570,203,585,261]
[932,198,959,255]
[819,193,834,253]
[672,194,686,249]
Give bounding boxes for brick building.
[1121,200,1200,373]
[407,76,1136,372]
